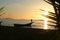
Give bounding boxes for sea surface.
[0,19,57,30]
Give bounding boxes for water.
[0,19,57,30]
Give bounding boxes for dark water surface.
[0,19,57,30]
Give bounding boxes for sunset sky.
[0,0,55,20]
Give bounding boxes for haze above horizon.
[0,0,55,20]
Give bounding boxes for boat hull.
[14,23,32,27]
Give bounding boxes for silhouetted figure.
[31,19,32,23]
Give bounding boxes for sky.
[0,0,55,20]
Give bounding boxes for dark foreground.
[0,26,59,40]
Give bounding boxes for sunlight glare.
[44,19,48,29]
[42,11,48,30]
[42,11,48,15]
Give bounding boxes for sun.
[42,11,48,15]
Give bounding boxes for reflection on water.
[44,19,48,30]
[32,25,57,30]
[0,19,57,30]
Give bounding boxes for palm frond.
[48,24,56,27]
[0,6,6,16]
[0,7,5,12]
[48,21,56,24]
[40,9,56,16]
[40,9,56,21]
[0,13,6,16]
[44,0,60,29]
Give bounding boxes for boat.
[14,22,33,27]
[14,19,33,27]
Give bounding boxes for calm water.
[0,19,57,30]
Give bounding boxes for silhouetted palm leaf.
[48,24,56,27]
[40,9,56,21]
[48,21,56,23]
[44,0,59,6]
[44,0,52,5]
[0,7,5,11]
[0,7,5,13]
[40,9,56,17]
[40,9,57,28]
[46,15,56,20]
[44,0,60,31]
[0,13,5,16]
[0,6,6,16]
